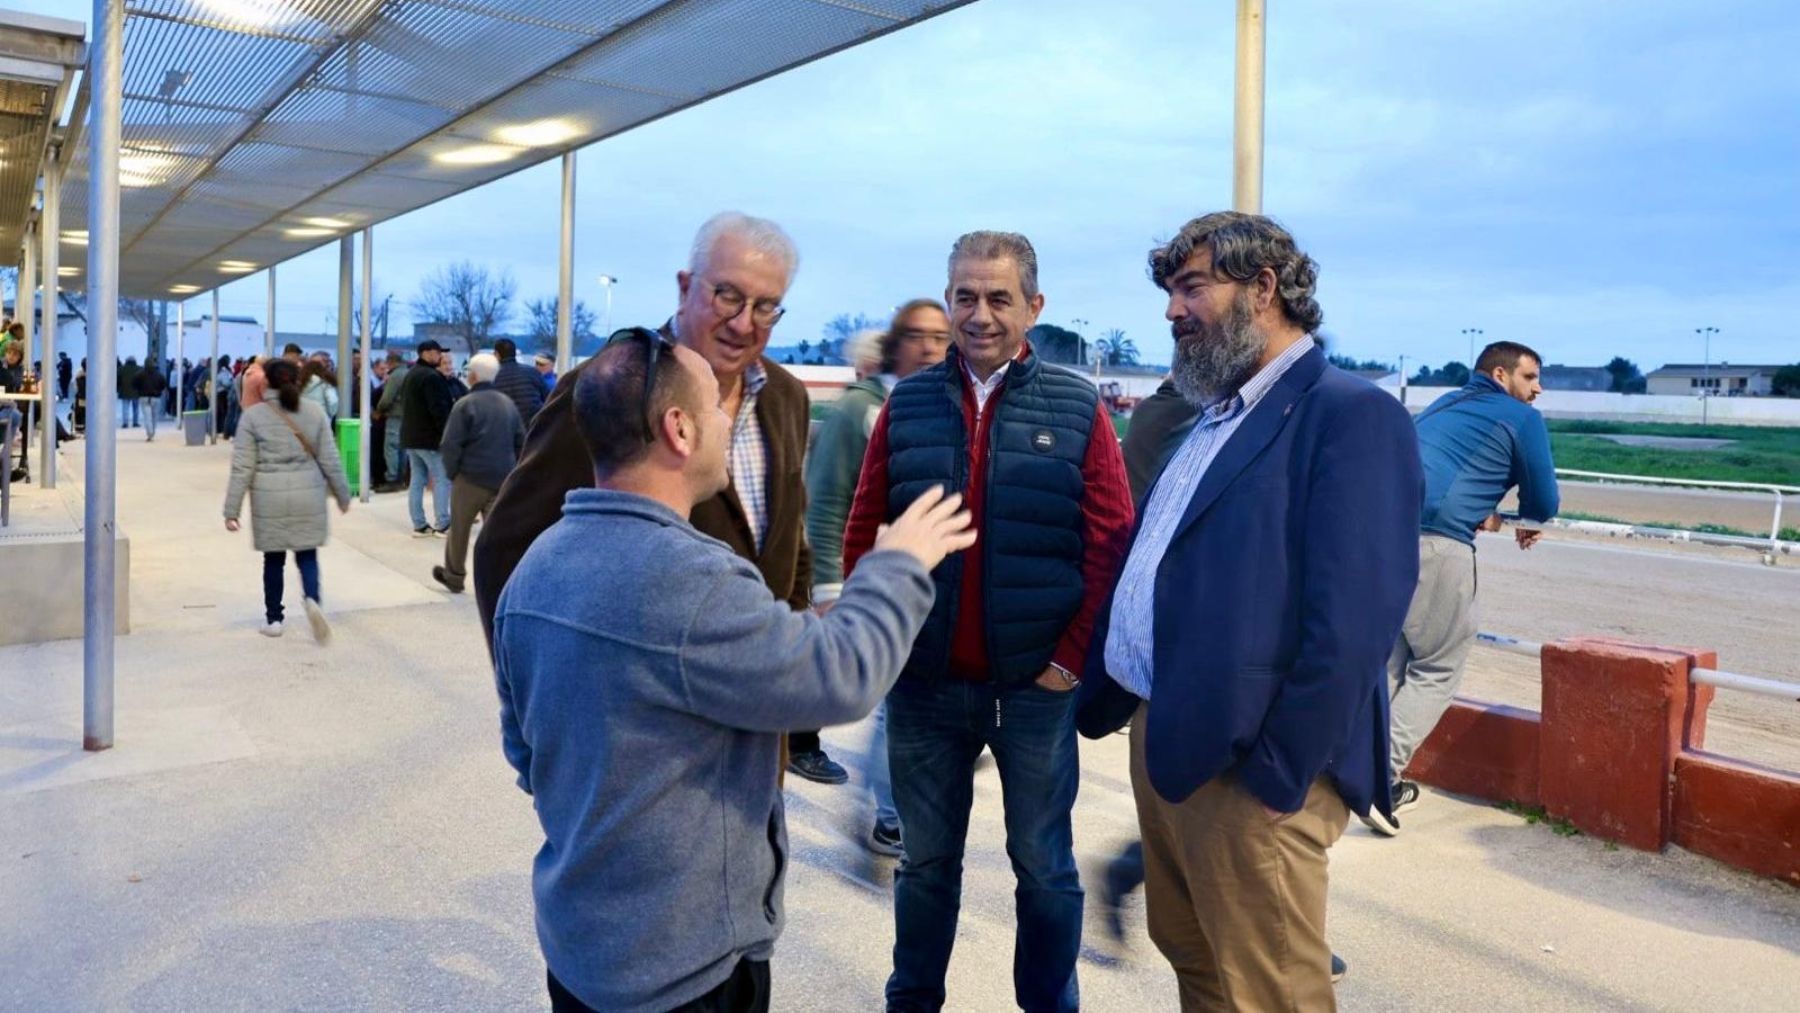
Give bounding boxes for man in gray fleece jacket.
[491,332,975,1013]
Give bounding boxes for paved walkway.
[1,430,1795,1011]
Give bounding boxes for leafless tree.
[409,261,515,354]
[524,295,597,355]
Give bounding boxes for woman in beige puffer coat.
[223,358,351,641]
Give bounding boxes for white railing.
[1474,631,1800,703]
[1554,468,1796,562]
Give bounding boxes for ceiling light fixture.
[218,260,258,273]
[283,227,335,238]
[169,284,201,294]
[62,230,87,245]
[495,119,581,148]
[58,266,81,277]
[433,144,519,166]
[300,216,353,229]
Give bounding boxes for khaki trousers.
[1131,705,1349,1012]
[443,476,497,583]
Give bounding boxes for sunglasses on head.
[604,327,676,444]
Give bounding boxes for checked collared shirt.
[727,361,770,551]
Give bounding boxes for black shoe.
[786,749,848,785]
[1360,780,1422,837]
[412,525,434,538]
[1331,953,1347,983]
[431,566,464,594]
[869,819,903,858]
[1099,842,1145,943]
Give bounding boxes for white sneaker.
[260,621,283,638]
[303,597,331,644]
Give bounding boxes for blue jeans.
[263,549,319,624]
[383,420,404,482]
[141,398,159,438]
[885,677,1082,1013]
[869,699,898,826]
[407,448,451,530]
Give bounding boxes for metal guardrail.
[1555,468,1797,562]
[1473,632,1800,703]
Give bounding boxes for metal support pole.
[208,289,219,443]
[19,224,36,365]
[336,235,352,420]
[175,299,185,415]
[39,156,60,487]
[265,265,276,358]
[358,227,372,504]
[85,0,124,753]
[1232,0,1266,214]
[556,150,575,373]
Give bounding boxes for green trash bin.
[336,419,361,497]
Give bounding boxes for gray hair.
[1148,212,1323,333]
[844,327,886,373]
[689,211,799,283]
[467,352,500,384]
[947,230,1040,299]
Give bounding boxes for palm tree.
[1095,329,1139,367]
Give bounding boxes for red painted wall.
[1405,698,1540,807]
[1672,752,1800,887]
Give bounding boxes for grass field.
[1546,420,1800,487]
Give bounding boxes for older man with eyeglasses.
[476,211,825,757]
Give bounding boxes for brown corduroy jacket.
[473,346,814,647]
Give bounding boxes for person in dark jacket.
[491,337,545,426]
[57,353,72,402]
[433,353,524,593]
[400,339,456,536]
[134,362,168,441]
[841,231,1135,1013]
[117,357,142,427]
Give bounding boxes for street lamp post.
[1461,327,1483,372]
[1695,326,1719,424]
[597,274,616,338]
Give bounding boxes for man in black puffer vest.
[841,231,1134,1013]
[490,337,545,427]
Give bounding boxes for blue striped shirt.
[1103,336,1316,700]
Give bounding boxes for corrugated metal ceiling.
[56,0,977,298]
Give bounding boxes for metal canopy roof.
[0,10,83,255]
[59,0,975,299]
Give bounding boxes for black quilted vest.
[884,348,1098,685]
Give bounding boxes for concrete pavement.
[1,430,1795,1011]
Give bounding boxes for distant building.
[1540,365,1612,392]
[1645,363,1783,397]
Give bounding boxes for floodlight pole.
[40,155,61,487]
[358,227,372,503]
[557,151,575,373]
[208,289,219,443]
[1233,0,1266,214]
[85,0,124,753]
[337,236,353,422]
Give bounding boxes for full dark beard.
[1170,293,1267,406]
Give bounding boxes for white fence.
[1394,385,1800,426]
[1474,633,1800,703]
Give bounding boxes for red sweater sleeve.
[1052,406,1135,677]
[840,402,893,580]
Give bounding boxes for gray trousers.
[443,476,497,583]
[1386,534,1478,775]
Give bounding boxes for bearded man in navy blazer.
[1078,212,1421,1012]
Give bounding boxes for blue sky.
[19,0,1799,371]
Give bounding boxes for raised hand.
[873,485,977,572]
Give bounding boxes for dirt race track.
[1516,480,1794,534]
[1458,528,1800,771]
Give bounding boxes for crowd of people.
[461,210,1563,1013]
[13,204,1563,1012]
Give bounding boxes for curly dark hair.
[1148,212,1323,333]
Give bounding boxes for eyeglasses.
[895,326,951,347]
[706,279,785,328]
[605,327,674,443]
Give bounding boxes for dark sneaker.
[786,749,849,785]
[431,566,464,594]
[1360,780,1422,837]
[1099,842,1145,943]
[869,819,903,857]
[433,525,450,537]
[412,525,434,538]
[1331,953,1347,983]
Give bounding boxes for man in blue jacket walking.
[1368,340,1560,836]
